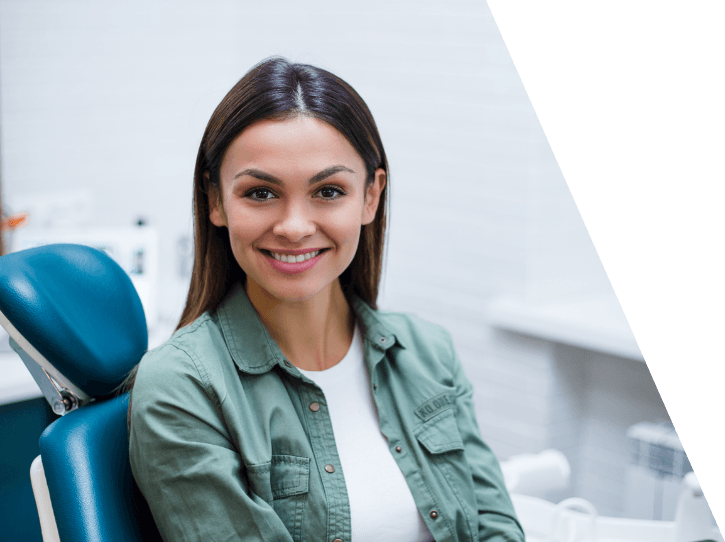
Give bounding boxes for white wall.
[0,0,673,519]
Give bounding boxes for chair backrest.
[0,244,162,542]
[39,393,162,542]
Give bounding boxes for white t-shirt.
[298,325,434,542]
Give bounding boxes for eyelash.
[244,186,346,202]
[315,186,346,200]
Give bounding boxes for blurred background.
[0,0,702,540]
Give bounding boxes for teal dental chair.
[0,244,163,542]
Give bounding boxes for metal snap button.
[429,510,438,519]
[395,446,402,453]
[325,464,335,473]
[284,360,292,368]
[309,402,320,412]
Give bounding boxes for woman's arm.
[445,333,526,542]
[129,343,294,542]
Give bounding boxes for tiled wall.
[0,0,671,519]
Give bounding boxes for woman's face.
[211,116,386,303]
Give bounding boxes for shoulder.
[368,308,477,399]
[132,312,229,407]
[363,305,456,360]
[379,309,451,344]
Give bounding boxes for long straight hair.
[122,56,389,395]
[178,56,389,329]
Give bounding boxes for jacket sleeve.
[445,332,526,542]
[128,343,294,542]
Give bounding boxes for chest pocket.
[415,410,464,454]
[246,455,310,542]
[415,410,477,541]
[246,454,310,503]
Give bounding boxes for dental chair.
[2,243,594,542]
[0,244,163,542]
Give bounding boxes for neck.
[245,279,355,371]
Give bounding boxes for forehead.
[220,116,364,180]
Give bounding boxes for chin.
[258,280,333,304]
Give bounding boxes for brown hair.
[122,56,389,397]
[181,55,389,326]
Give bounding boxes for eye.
[315,186,345,200]
[245,188,277,201]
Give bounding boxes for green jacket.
[129,284,525,542]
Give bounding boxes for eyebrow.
[233,165,355,186]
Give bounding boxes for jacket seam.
[438,461,478,541]
[164,341,224,409]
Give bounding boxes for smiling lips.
[261,248,328,274]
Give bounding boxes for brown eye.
[316,186,344,200]
[246,188,276,201]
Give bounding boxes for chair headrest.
[0,244,147,397]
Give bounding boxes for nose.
[272,201,316,242]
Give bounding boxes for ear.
[361,168,386,226]
[207,176,227,228]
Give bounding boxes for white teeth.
[269,250,321,263]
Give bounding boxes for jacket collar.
[215,282,402,376]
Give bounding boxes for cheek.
[227,208,265,239]
[326,207,365,244]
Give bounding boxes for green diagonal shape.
[489,0,725,525]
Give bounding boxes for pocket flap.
[270,455,310,499]
[415,410,464,454]
[246,455,310,502]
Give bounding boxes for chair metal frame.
[30,456,61,542]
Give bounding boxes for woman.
[128,56,525,542]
